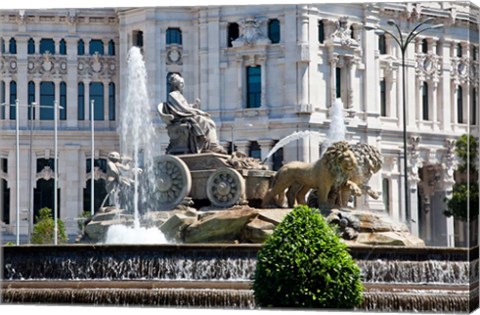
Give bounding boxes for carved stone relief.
[27,52,67,78]
[232,17,270,47]
[77,53,117,79]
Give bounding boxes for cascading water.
[262,130,324,163]
[104,46,166,244]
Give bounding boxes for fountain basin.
[2,244,478,312]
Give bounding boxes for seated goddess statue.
[158,73,226,155]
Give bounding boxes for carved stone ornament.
[330,16,357,47]
[166,45,183,65]
[28,53,68,77]
[232,17,270,47]
[37,166,55,181]
[1,55,18,75]
[77,55,117,79]
[416,53,441,81]
[451,57,470,84]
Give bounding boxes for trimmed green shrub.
[31,207,68,244]
[253,205,363,309]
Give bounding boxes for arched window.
[318,20,325,44]
[59,39,67,55]
[40,81,55,120]
[60,82,67,120]
[268,19,280,44]
[108,40,115,56]
[227,23,239,47]
[422,82,429,121]
[109,82,115,121]
[28,38,35,54]
[457,43,462,57]
[246,66,261,108]
[78,83,85,121]
[39,38,55,54]
[9,81,17,120]
[349,25,355,39]
[28,81,35,120]
[89,82,104,120]
[77,39,85,55]
[9,38,16,54]
[166,28,182,45]
[89,39,104,55]
[457,86,463,124]
[335,67,342,99]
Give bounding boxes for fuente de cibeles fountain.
[2,47,477,312]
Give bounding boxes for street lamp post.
[90,99,95,216]
[365,18,443,225]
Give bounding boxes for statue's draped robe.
[163,90,221,153]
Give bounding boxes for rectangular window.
[28,81,35,120]
[378,34,386,55]
[227,23,239,47]
[89,82,104,121]
[78,83,85,120]
[335,67,341,99]
[318,20,325,44]
[9,81,16,120]
[166,28,182,45]
[422,82,429,121]
[380,79,386,117]
[109,83,115,121]
[40,81,55,120]
[60,82,67,120]
[1,81,5,119]
[28,38,35,54]
[472,88,477,125]
[246,66,261,108]
[9,38,17,54]
[40,38,55,54]
[133,30,143,48]
[382,178,390,214]
[59,39,67,55]
[77,39,85,56]
[457,86,463,124]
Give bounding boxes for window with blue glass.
[28,38,35,54]
[1,81,5,119]
[0,38,4,54]
[77,39,85,55]
[9,81,16,120]
[249,141,262,159]
[89,39,104,55]
[227,23,239,47]
[318,20,325,44]
[166,28,182,45]
[89,82,104,121]
[109,82,115,121]
[40,38,55,54]
[60,82,67,120]
[40,81,55,120]
[28,81,35,120]
[108,40,115,56]
[457,43,462,57]
[422,82,429,121]
[457,86,463,124]
[268,19,280,44]
[59,39,67,55]
[246,66,261,108]
[133,30,143,48]
[78,82,85,121]
[9,38,16,54]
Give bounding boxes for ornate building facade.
[0,2,478,246]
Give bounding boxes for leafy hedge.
[253,205,363,309]
[31,207,68,244]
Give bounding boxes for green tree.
[31,207,68,244]
[253,205,364,309]
[444,135,479,222]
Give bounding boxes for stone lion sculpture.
[262,141,361,209]
[307,142,383,208]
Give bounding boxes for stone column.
[84,79,91,121]
[4,78,10,119]
[103,80,109,121]
[235,140,250,156]
[33,78,41,122]
[328,52,338,106]
[66,37,78,128]
[258,139,273,166]
[62,144,82,235]
[431,81,438,129]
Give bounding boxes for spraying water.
[320,98,347,157]
[105,47,166,244]
[262,130,323,163]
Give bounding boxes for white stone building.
[0,2,478,246]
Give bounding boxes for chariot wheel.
[206,167,245,208]
[154,155,192,210]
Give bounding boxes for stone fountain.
[3,47,477,313]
